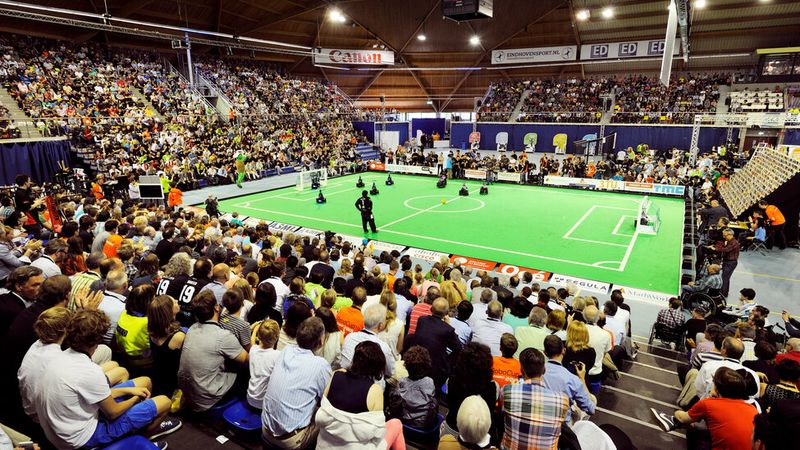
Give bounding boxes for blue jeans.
[81,382,159,448]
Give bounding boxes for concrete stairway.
[508,89,532,123]
[128,85,165,121]
[0,86,42,139]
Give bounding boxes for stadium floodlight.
[328,8,347,23]
[601,6,614,18]
[693,0,706,9]
[417,34,427,41]
[576,9,590,21]
[469,35,481,46]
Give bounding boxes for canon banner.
[580,40,680,60]
[492,46,578,65]
[314,48,394,65]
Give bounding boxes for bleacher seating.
[719,144,800,216]
[730,87,785,112]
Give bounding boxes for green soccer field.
[218,173,684,294]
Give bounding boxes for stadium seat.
[223,399,262,436]
[402,413,444,446]
[101,435,158,449]
[206,395,241,422]
[589,381,602,395]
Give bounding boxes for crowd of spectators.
[0,178,680,449]
[387,140,736,187]
[477,73,730,124]
[0,34,365,192]
[0,101,21,139]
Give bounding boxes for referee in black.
[355,190,378,233]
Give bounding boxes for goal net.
[296,168,328,191]
[574,132,617,158]
[636,196,661,235]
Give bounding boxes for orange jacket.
[91,182,104,200]
[168,188,183,207]
[103,234,123,258]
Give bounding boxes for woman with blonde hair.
[410,271,425,300]
[420,268,441,299]
[546,309,567,341]
[563,320,596,380]
[439,280,467,310]
[377,290,404,359]
[336,258,353,280]
[232,278,255,319]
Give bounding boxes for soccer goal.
[636,196,661,235]
[295,168,328,191]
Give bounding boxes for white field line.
[563,205,597,239]
[379,196,461,230]
[233,204,625,271]
[564,237,629,248]
[618,227,641,271]
[273,185,363,201]
[236,176,379,204]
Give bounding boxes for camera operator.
[13,175,46,239]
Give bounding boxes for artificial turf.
[218,173,684,294]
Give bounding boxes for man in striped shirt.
[408,286,439,335]
[501,348,569,450]
[68,252,105,309]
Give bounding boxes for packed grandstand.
[1,1,800,450]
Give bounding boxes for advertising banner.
[496,264,552,282]
[294,227,324,238]
[492,46,578,64]
[336,234,369,248]
[595,179,625,191]
[580,39,680,60]
[496,171,522,182]
[243,217,264,228]
[450,255,497,271]
[269,222,299,233]
[549,273,611,294]
[385,164,437,175]
[370,240,407,255]
[615,285,675,304]
[465,169,487,180]
[314,48,394,65]
[405,247,450,264]
[543,176,598,188]
[368,162,386,171]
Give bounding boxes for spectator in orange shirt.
[102,221,123,258]
[758,200,786,250]
[167,186,183,212]
[336,286,366,337]
[492,333,522,389]
[91,175,105,200]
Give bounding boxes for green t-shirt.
[332,296,353,312]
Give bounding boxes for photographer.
[0,226,39,289]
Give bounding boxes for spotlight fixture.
[426,99,433,105]
[328,8,347,23]
[576,9,590,21]
[417,34,427,41]
[601,6,614,18]
[469,35,480,46]
[372,44,379,48]
[694,0,706,8]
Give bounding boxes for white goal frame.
[636,196,660,235]
[295,168,328,191]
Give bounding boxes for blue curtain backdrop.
[450,122,735,153]
[785,128,800,145]
[352,121,375,143]
[377,122,410,146]
[411,118,446,139]
[0,140,72,186]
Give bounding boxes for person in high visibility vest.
[758,200,786,250]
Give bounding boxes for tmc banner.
[492,45,577,64]
[580,39,679,60]
[314,48,394,65]
[544,176,685,196]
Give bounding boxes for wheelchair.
[681,288,726,318]
[648,322,687,351]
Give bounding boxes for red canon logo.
[328,50,383,64]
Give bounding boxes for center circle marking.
[403,195,486,214]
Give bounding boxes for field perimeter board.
[218,173,684,294]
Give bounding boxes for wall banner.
[580,39,680,60]
[314,48,394,65]
[492,46,578,64]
